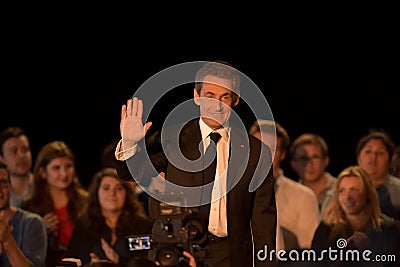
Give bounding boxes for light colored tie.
[208,129,228,237]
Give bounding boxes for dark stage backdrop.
[2,28,399,187]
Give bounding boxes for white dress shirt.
[199,118,230,237]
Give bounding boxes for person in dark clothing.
[311,165,400,267]
[114,61,276,266]
[66,168,153,266]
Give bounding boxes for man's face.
[290,144,328,183]
[0,135,32,178]
[357,138,390,182]
[0,169,10,210]
[194,75,239,130]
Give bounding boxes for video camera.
[128,192,208,267]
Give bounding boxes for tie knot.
[209,132,221,144]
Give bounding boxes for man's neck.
[10,173,31,195]
[200,117,229,131]
[302,174,327,196]
[372,172,389,188]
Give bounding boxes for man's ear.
[193,88,200,106]
[232,96,240,107]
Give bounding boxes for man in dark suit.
[115,61,276,267]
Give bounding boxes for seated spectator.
[22,140,89,267]
[99,138,166,216]
[249,120,320,251]
[289,133,337,215]
[312,165,400,267]
[0,158,47,267]
[65,167,153,266]
[356,129,400,221]
[0,126,34,208]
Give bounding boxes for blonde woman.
[311,165,400,266]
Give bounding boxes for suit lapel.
[179,119,202,160]
[227,127,250,191]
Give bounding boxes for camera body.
[138,191,208,267]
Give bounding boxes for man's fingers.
[127,98,133,117]
[137,98,144,119]
[123,97,145,119]
[144,121,152,135]
[132,97,139,117]
[121,104,127,119]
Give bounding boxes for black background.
[2,27,399,187]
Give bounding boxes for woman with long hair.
[22,140,89,267]
[311,165,400,266]
[66,167,153,266]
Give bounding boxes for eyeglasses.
[294,155,324,164]
[0,179,10,188]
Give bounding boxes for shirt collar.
[199,118,230,142]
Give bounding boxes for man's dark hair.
[194,60,240,103]
[0,126,28,156]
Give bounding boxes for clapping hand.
[43,212,59,234]
[89,238,119,265]
[346,231,368,250]
[0,215,14,255]
[100,238,119,264]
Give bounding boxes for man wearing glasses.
[0,159,47,267]
[289,133,336,216]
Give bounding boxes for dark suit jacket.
[116,118,277,266]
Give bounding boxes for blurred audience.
[289,133,336,215]
[22,140,89,267]
[249,120,320,251]
[312,165,400,266]
[0,158,47,267]
[65,167,153,266]
[0,126,34,208]
[356,130,400,221]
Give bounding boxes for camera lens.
[155,246,180,267]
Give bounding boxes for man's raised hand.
[120,97,152,150]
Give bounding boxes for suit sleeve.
[251,145,277,266]
[115,139,167,187]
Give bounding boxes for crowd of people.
[1,60,399,267]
